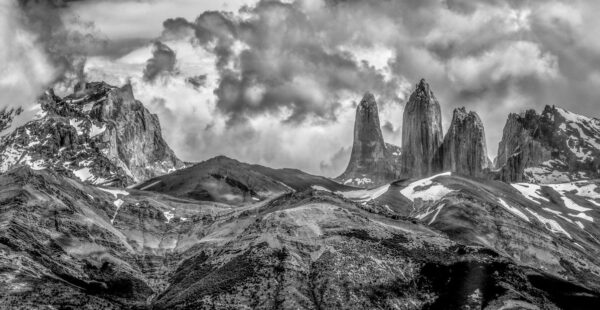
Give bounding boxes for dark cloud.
[185,75,208,89]
[170,1,402,125]
[17,0,109,87]
[143,41,178,82]
[161,17,195,40]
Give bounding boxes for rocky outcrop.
[495,106,600,183]
[401,79,444,178]
[440,107,489,177]
[93,83,183,183]
[337,93,399,187]
[0,81,184,186]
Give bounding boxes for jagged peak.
[415,78,432,96]
[357,92,377,111]
[451,107,483,124]
[452,106,468,117]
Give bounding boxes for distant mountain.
[0,82,184,186]
[496,105,600,183]
[132,155,355,204]
[336,93,400,188]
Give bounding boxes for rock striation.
[440,107,489,177]
[0,81,184,186]
[337,93,399,187]
[401,79,444,178]
[495,105,600,183]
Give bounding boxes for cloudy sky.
[2,0,600,176]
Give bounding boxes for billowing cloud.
[0,1,57,131]
[174,2,403,124]
[143,41,178,82]
[5,0,600,176]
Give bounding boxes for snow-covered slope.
[336,172,600,292]
[0,82,184,186]
[496,105,600,183]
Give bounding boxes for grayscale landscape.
[1,1,600,309]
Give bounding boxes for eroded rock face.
[495,106,600,183]
[0,81,184,186]
[440,107,489,177]
[401,79,444,178]
[337,93,399,187]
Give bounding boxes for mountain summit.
[0,81,184,186]
[401,79,444,178]
[496,105,600,183]
[337,93,400,187]
[440,107,490,177]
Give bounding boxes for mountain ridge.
[0,81,184,186]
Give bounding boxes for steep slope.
[132,156,355,204]
[401,79,444,178]
[2,166,599,309]
[496,105,600,183]
[440,107,490,177]
[339,172,600,293]
[337,93,400,187]
[0,82,184,186]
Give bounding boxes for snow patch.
[110,199,124,224]
[344,177,373,185]
[511,183,549,204]
[69,119,84,135]
[73,168,93,182]
[163,211,175,223]
[526,209,572,239]
[338,184,390,202]
[89,123,106,137]
[561,196,591,212]
[429,204,445,225]
[498,198,530,222]
[400,172,454,202]
[97,187,129,198]
[311,185,331,192]
[569,212,594,222]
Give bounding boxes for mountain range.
[1,80,600,309]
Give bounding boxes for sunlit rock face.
[440,107,490,178]
[337,93,400,188]
[0,81,184,186]
[401,79,444,178]
[496,105,600,183]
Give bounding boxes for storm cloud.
[164,2,403,124]
[4,0,600,175]
[143,41,178,82]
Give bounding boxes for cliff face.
[440,107,489,177]
[495,106,600,183]
[94,83,183,183]
[0,81,184,186]
[337,93,399,187]
[401,79,444,178]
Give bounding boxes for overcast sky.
[2,0,600,177]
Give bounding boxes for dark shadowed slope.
[132,155,355,204]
